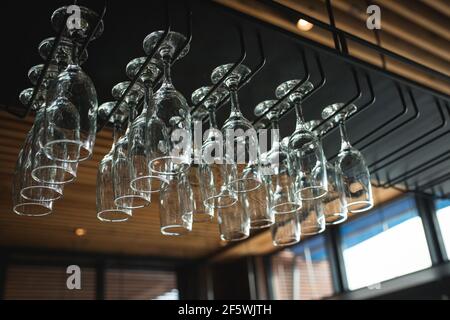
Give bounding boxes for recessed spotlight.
[74,228,87,237]
[296,19,313,31]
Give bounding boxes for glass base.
[44,140,91,163]
[114,195,150,209]
[150,156,191,176]
[51,6,104,41]
[143,31,190,60]
[20,186,63,202]
[161,225,191,236]
[130,175,169,194]
[325,212,348,225]
[32,166,76,185]
[13,203,52,217]
[273,237,301,247]
[271,202,301,215]
[193,212,214,223]
[204,193,238,209]
[250,219,274,230]
[347,201,373,213]
[228,177,262,193]
[220,231,249,242]
[302,224,326,236]
[97,210,131,223]
[297,186,328,201]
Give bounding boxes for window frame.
[264,194,450,299]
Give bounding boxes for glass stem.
[271,117,280,142]
[207,107,218,130]
[143,84,154,115]
[229,89,242,117]
[71,42,80,66]
[339,120,352,151]
[294,100,306,130]
[161,52,173,88]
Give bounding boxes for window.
[105,268,178,300]
[435,199,450,259]
[4,265,96,300]
[340,197,432,290]
[270,235,334,300]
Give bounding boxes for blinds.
[271,237,334,300]
[4,265,96,300]
[105,268,178,300]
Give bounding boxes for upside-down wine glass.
[125,57,170,194]
[192,86,238,210]
[305,119,348,225]
[112,81,150,209]
[96,101,132,222]
[275,80,328,201]
[143,31,192,177]
[44,6,102,163]
[322,103,373,213]
[27,62,78,186]
[179,105,213,223]
[212,64,270,229]
[270,137,302,246]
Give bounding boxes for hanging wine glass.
[125,57,170,194]
[254,100,298,216]
[111,81,150,209]
[16,87,64,204]
[26,64,78,185]
[191,86,237,210]
[159,173,194,236]
[143,31,192,177]
[96,102,132,222]
[44,6,102,163]
[13,147,53,217]
[322,103,373,213]
[305,120,348,225]
[185,105,214,223]
[213,64,271,229]
[211,64,261,193]
[275,80,327,200]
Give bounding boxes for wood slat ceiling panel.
[0,111,224,258]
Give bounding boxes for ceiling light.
[296,19,313,31]
[74,228,87,237]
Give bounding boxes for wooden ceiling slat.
[420,0,450,18]
[278,0,450,77]
[332,0,450,61]
[374,0,450,41]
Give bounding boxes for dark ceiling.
[1,0,449,196]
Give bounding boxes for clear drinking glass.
[322,103,373,213]
[143,31,192,177]
[275,80,328,200]
[271,206,301,247]
[112,81,151,209]
[44,6,101,163]
[217,195,250,242]
[191,86,238,209]
[305,120,348,225]
[159,174,194,236]
[211,64,262,194]
[13,149,53,217]
[254,101,299,216]
[25,64,78,185]
[300,198,326,235]
[12,131,57,217]
[96,102,132,222]
[212,64,270,229]
[125,57,170,194]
